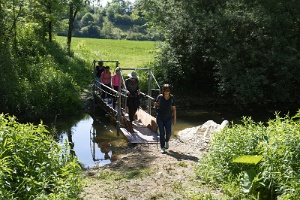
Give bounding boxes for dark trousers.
[127,96,139,122]
[157,117,172,149]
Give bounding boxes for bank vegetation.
[1,0,300,199]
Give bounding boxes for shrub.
[196,110,300,199]
[0,114,82,199]
[17,55,82,121]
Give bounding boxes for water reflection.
[52,105,298,169]
[56,114,128,169]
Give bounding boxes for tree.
[27,0,64,42]
[140,0,300,106]
[102,18,113,38]
[66,0,90,55]
[81,12,95,26]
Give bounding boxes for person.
[111,67,124,109]
[154,84,176,154]
[125,71,140,133]
[94,61,104,89]
[100,66,112,99]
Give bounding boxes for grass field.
[55,36,159,68]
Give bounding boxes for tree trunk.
[47,3,52,42]
[67,3,73,54]
[48,21,52,42]
[67,3,78,55]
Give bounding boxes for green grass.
[54,36,159,68]
[97,167,153,181]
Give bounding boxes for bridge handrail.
[95,80,156,102]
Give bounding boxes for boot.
[129,121,134,133]
[125,120,133,133]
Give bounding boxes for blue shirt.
[155,94,175,120]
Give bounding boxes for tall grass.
[55,36,160,93]
[54,36,158,68]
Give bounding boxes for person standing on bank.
[125,71,140,133]
[154,84,176,154]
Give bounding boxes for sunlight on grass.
[96,167,153,181]
[54,36,158,68]
[177,161,188,167]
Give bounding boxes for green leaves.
[240,169,256,193]
[0,114,82,199]
[196,110,300,199]
[142,0,300,105]
[233,155,263,165]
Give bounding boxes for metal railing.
[93,61,161,134]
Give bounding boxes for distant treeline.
[56,0,162,41]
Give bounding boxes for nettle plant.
[196,110,300,199]
[0,114,82,199]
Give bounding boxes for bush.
[14,55,83,121]
[195,110,300,199]
[0,114,83,199]
[80,25,101,38]
[2,31,90,121]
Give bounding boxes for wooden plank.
[135,108,157,132]
[94,92,159,143]
[120,127,159,144]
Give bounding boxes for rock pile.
[176,120,229,152]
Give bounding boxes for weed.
[172,181,183,192]
[0,114,82,199]
[195,111,300,199]
[125,167,152,179]
[177,161,188,167]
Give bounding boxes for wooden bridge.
[92,60,160,144]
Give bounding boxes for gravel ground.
[79,121,227,200]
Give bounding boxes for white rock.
[178,125,201,140]
[178,120,229,141]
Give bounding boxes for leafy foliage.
[141,0,300,105]
[0,114,82,199]
[0,0,91,121]
[196,110,300,199]
[56,0,156,40]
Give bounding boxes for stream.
[51,104,298,169]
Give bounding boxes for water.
[54,112,128,169]
[53,105,298,169]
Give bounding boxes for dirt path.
[80,89,224,199]
[80,133,223,200]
